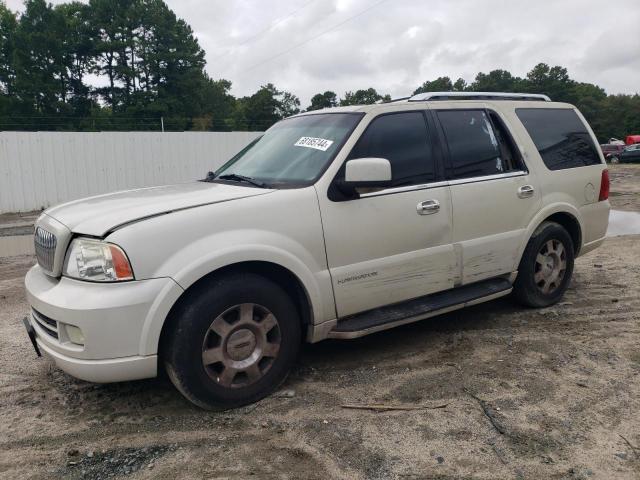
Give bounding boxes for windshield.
[214,113,363,187]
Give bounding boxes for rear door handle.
[417,199,440,215]
[517,185,535,198]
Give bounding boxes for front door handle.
[517,185,535,198]
[417,199,440,215]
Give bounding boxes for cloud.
[5,0,640,105]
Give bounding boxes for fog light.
[65,325,85,345]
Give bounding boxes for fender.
[515,201,584,268]
[172,242,328,319]
[136,240,333,356]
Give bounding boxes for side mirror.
[341,158,392,191]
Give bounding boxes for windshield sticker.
[294,137,334,151]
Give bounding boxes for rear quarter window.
[516,108,601,170]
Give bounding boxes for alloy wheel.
[534,239,567,294]
[201,303,281,388]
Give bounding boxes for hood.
[44,181,273,236]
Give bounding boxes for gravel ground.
[0,165,639,480]
[609,164,640,212]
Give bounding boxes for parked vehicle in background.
[625,135,640,145]
[619,143,640,163]
[601,143,625,162]
[23,92,610,409]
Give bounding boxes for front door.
[317,111,455,318]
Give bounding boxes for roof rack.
[408,91,551,102]
[380,96,411,104]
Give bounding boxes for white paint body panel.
[46,181,270,236]
[318,185,454,317]
[106,186,335,329]
[449,173,541,284]
[344,157,392,182]
[25,265,183,360]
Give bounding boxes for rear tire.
[513,221,575,308]
[163,273,301,410]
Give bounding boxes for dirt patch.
[60,445,175,480]
[609,163,640,211]
[0,210,40,237]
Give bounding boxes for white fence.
[0,131,263,213]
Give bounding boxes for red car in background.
[601,143,625,162]
[626,135,640,145]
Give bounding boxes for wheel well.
[158,261,312,362]
[545,212,582,255]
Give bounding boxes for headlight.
[63,238,134,282]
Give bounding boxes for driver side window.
[348,111,436,187]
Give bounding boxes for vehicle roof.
[298,99,575,116]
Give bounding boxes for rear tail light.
[599,169,609,201]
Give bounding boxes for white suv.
[24,92,610,409]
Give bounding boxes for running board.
[328,278,512,339]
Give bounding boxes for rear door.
[434,107,541,284]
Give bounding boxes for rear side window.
[348,111,435,186]
[516,108,601,170]
[437,110,507,179]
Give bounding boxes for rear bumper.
[578,200,610,256]
[580,235,606,256]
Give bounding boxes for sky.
[5,0,640,106]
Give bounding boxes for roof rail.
[388,96,411,103]
[408,91,551,102]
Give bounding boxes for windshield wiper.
[216,173,269,188]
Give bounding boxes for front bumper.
[34,337,158,383]
[24,265,182,383]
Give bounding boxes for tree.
[307,90,338,111]
[570,82,606,138]
[592,94,640,142]
[0,1,637,138]
[0,2,18,121]
[452,78,467,92]
[340,87,384,106]
[198,78,235,130]
[56,2,94,117]
[11,0,73,122]
[413,76,453,95]
[524,63,576,103]
[277,90,300,118]
[89,0,129,108]
[232,83,300,131]
[136,0,207,118]
[469,69,522,92]
[83,0,209,128]
[0,2,17,95]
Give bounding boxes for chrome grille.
[34,227,57,272]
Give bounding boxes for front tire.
[163,273,301,410]
[513,221,575,308]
